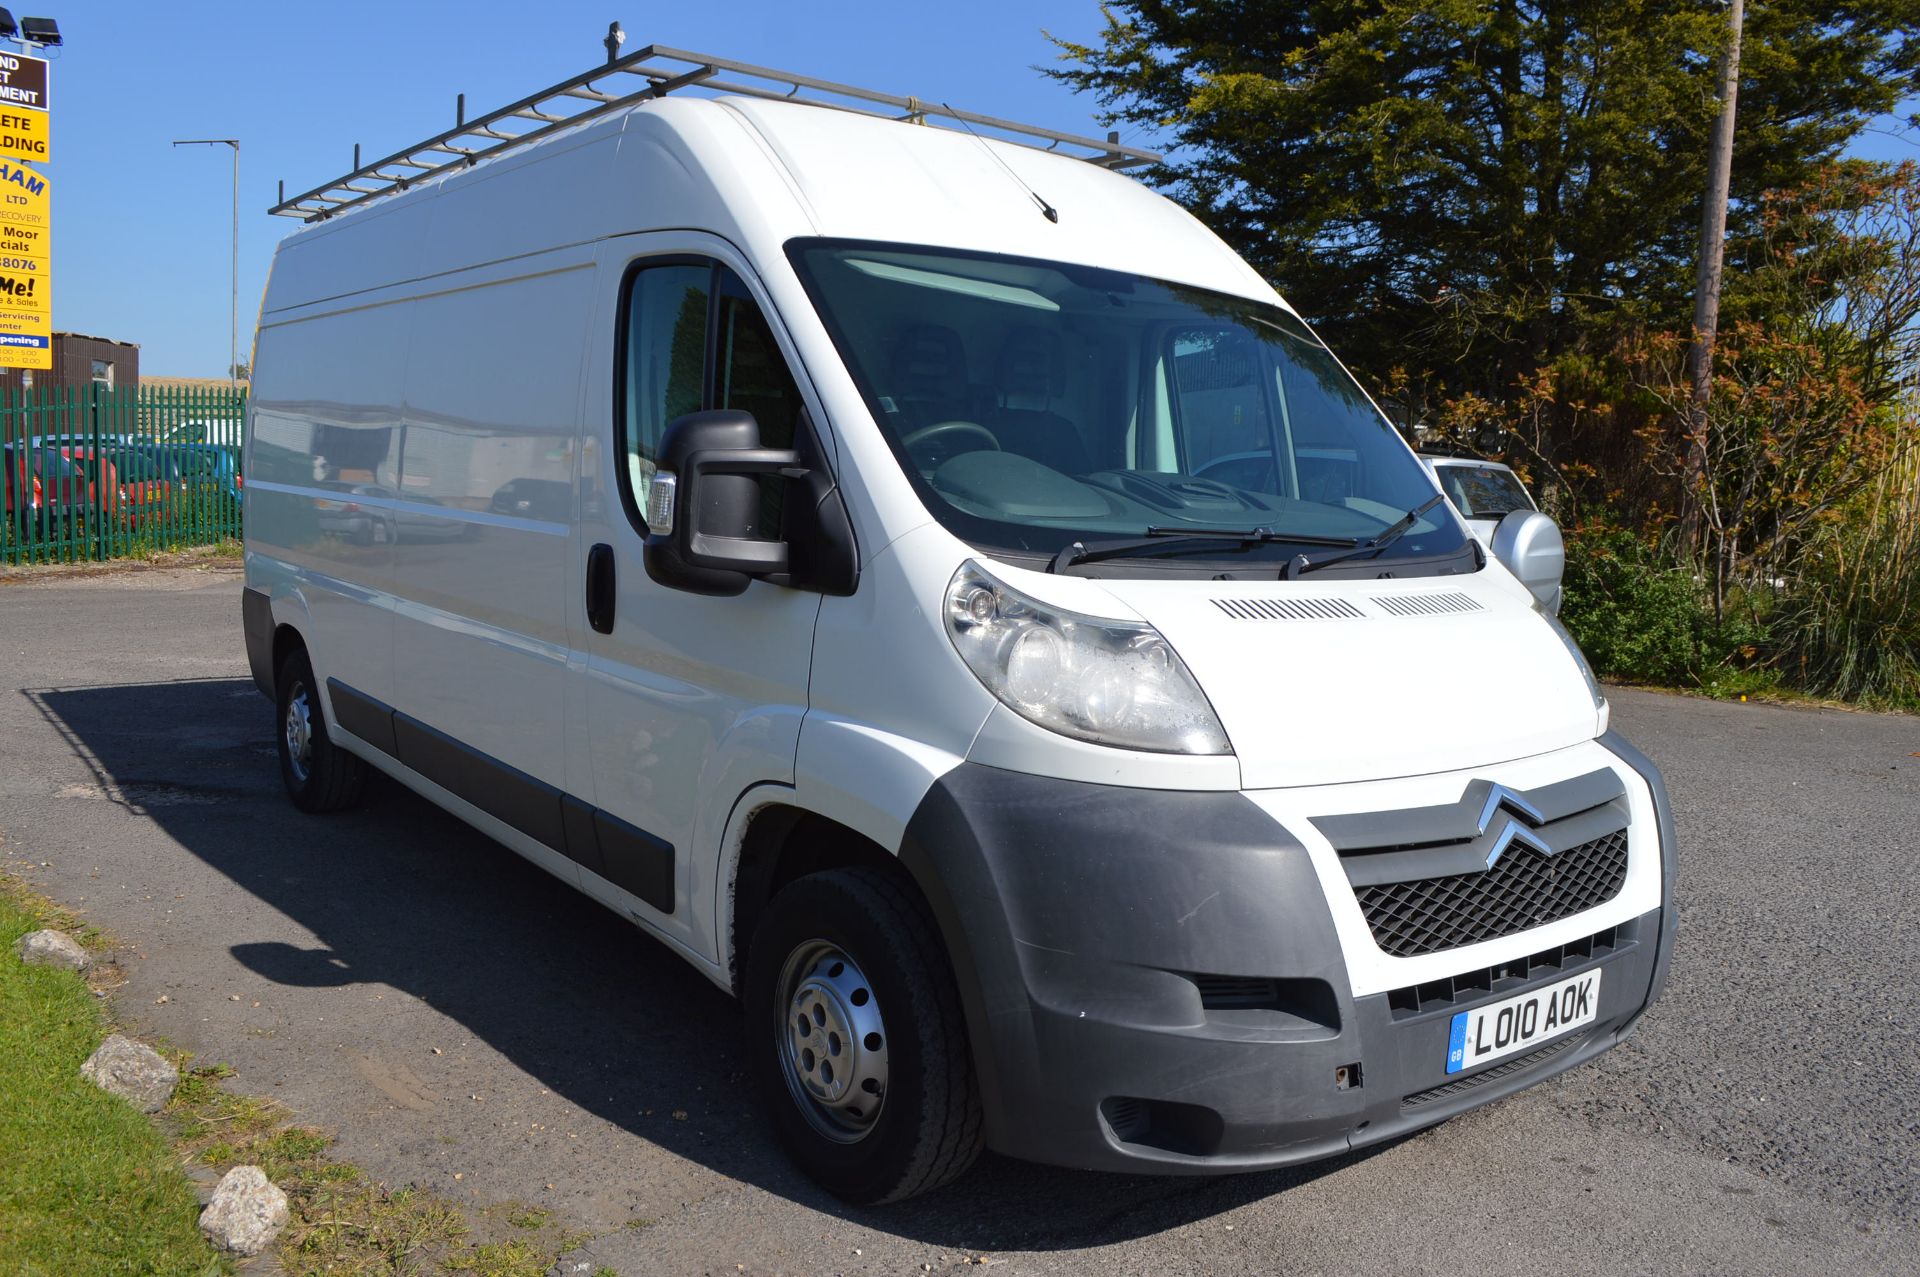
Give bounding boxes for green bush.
[1560,525,1765,687]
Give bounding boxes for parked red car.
[3,452,40,527]
[58,447,131,524]
[4,444,90,534]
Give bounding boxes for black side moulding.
[318,678,676,916]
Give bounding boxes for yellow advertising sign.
[0,158,47,369]
[0,216,42,257]
[0,159,46,226]
[0,107,47,163]
[0,325,48,367]
[0,264,46,314]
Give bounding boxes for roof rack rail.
[269,42,1162,223]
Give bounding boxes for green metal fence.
[1,385,245,565]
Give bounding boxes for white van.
[242,49,1674,1204]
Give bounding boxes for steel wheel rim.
[284,682,313,783]
[775,939,889,1144]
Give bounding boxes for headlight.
[1543,609,1609,725]
[945,560,1231,755]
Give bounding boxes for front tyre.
[746,868,984,1203]
[275,647,369,813]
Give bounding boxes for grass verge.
[3,870,603,1275]
[0,875,227,1276]
[169,1050,592,1275]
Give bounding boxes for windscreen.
[789,241,1469,572]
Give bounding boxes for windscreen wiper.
[1283,494,1449,579]
[1048,525,1359,573]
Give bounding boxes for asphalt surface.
[1,566,1916,1275]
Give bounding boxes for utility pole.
[1680,0,1744,556]
[172,139,241,386]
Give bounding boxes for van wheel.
[275,648,369,813]
[746,867,984,1203]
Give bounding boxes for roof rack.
[269,42,1162,223]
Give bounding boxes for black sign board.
[0,53,47,112]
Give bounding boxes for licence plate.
[1446,969,1600,1074]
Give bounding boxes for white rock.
[198,1165,289,1257]
[79,1034,178,1112]
[15,928,91,974]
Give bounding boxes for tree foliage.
[1048,1,1918,413]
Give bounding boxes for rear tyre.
[746,867,984,1203]
[275,647,369,814]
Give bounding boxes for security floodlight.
[0,11,17,40]
[18,15,58,45]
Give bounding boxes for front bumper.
[898,741,1676,1174]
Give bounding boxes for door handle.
[586,542,616,634]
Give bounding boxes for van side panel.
[387,253,596,796]
[247,299,411,706]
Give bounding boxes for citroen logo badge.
[1476,783,1552,870]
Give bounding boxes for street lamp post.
[173,138,241,385]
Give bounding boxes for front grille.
[1356,829,1628,958]
[1101,1096,1150,1142]
[1386,920,1634,1020]
[1401,1034,1585,1110]
[1191,975,1282,1008]
[1186,974,1342,1031]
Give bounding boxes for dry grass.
[166,1064,590,1276]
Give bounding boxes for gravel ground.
[1,566,1915,1275]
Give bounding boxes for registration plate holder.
[1446,969,1601,1075]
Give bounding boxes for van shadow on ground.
[28,677,1388,1250]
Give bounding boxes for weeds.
[164,1063,593,1274]
[1768,441,1920,709]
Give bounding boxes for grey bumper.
[899,749,1675,1174]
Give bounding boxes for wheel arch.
[726,801,919,994]
[242,577,316,701]
[271,621,306,684]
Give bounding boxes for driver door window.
[620,263,708,514]
[618,261,805,531]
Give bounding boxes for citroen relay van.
[242,47,1675,1203]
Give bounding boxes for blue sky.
[37,2,1920,377]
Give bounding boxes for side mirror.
[643,409,805,597]
[1491,510,1565,614]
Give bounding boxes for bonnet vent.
[1372,592,1483,617]
[1211,597,1364,621]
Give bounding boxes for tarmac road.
[1,566,1916,1275]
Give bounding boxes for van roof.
[264,94,1287,319]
